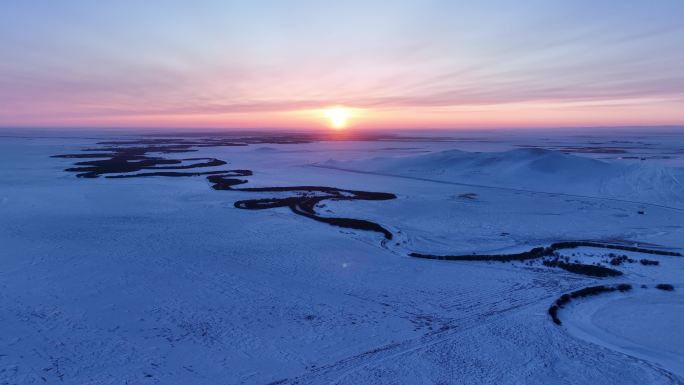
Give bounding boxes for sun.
[325,107,350,130]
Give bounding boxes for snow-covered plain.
[1,128,683,384]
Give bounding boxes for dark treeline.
[54,138,397,240]
[542,260,622,278]
[207,175,396,239]
[656,284,675,291]
[410,241,680,278]
[548,284,632,325]
[50,137,292,178]
[52,145,236,178]
[410,241,681,262]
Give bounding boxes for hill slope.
[323,148,684,207]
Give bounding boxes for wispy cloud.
[1,0,683,128]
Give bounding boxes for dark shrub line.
[548,284,632,325]
[656,283,675,291]
[109,170,233,178]
[410,247,548,262]
[640,259,659,266]
[208,175,397,239]
[55,139,398,240]
[542,260,622,277]
[410,241,681,262]
[551,242,681,257]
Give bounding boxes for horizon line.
[2,124,684,131]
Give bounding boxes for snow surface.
[321,148,684,208]
[564,290,684,379]
[1,128,684,384]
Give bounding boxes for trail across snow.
[564,290,684,378]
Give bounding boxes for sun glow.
[325,107,350,130]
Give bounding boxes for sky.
[1,0,683,130]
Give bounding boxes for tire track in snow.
[286,271,575,385]
[288,292,556,384]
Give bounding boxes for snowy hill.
[323,148,684,207]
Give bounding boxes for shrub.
[570,285,613,299]
[553,294,572,310]
[548,306,561,325]
[656,284,674,291]
[543,260,622,277]
[616,283,632,292]
[640,259,659,266]
[609,255,630,266]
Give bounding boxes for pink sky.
[1,1,683,130]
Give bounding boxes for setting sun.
[325,107,350,130]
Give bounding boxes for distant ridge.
[323,148,684,207]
